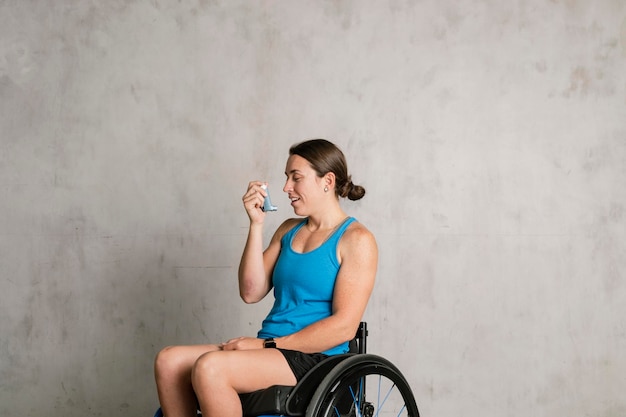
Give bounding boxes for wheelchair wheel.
[305,354,419,417]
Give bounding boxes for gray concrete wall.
[1,1,625,416]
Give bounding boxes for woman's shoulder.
[268,217,304,247]
[342,219,377,247]
[273,217,306,239]
[337,219,377,264]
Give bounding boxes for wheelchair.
[154,322,420,417]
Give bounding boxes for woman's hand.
[220,336,264,351]
[242,181,268,224]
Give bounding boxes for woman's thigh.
[193,348,297,394]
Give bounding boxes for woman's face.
[283,154,326,216]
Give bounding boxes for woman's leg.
[192,348,297,417]
[154,344,220,417]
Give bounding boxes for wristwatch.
[263,337,277,348]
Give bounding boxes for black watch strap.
[263,337,276,348]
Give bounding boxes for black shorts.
[277,349,329,381]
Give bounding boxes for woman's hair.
[289,139,366,201]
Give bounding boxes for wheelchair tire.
[305,354,419,417]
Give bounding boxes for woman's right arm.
[238,181,292,304]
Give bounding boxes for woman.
[154,139,378,417]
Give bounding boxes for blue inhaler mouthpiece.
[260,184,278,212]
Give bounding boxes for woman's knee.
[155,346,188,379]
[191,351,225,388]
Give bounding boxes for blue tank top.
[257,217,356,355]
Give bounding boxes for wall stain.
[564,66,591,97]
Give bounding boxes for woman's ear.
[324,172,336,190]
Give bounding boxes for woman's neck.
[305,210,349,232]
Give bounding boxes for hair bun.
[340,178,366,201]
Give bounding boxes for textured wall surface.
[1,1,625,416]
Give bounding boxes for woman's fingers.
[242,181,268,214]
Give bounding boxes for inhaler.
[260,184,278,212]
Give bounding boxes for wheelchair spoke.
[374,379,395,416]
[349,384,362,417]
